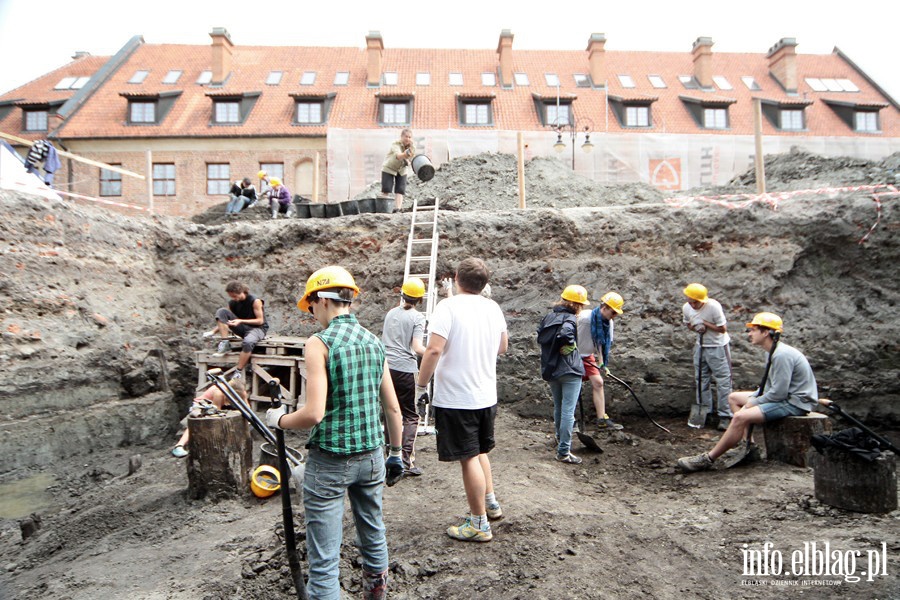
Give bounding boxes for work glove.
[415,385,429,405]
[693,323,707,334]
[441,278,453,296]
[266,406,288,430]
[559,343,577,356]
[599,363,611,376]
[385,452,405,487]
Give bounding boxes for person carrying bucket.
[537,285,589,464]
[266,266,404,599]
[677,312,818,472]
[576,291,626,432]
[381,128,416,213]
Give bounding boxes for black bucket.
[309,203,326,218]
[259,442,304,468]
[411,154,435,182]
[374,197,394,214]
[325,203,342,218]
[295,203,311,219]
[340,199,360,215]
[357,198,376,213]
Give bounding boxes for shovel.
[818,399,900,454]
[687,332,710,428]
[605,371,671,433]
[576,385,603,453]
[267,379,308,600]
[720,332,781,469]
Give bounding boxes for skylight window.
[544,73,560,87]
[266,71,283,85]
[416,72,430,86]
[617,75,635,89]
[383,72,398,85]
[128,70,150,84]
[679,76,699,90]
[449,72,463,86]
[836,79,859,92]
[72,76,90,89]
[482,72,496,86]
[648,75,666,89]
[805,78,827,92]
[741,76,761,91]
[334,72,350,85]
[821,78,843,92]
[54,77,77,90]
[162,70,182,84]
[514,72,529,86]
[197,70,213,85]
[300,71,316,85]
[574,74,591,88]
[712,76,733,90]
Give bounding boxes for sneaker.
[677,453,714,472]
[405,466,423,476]
[717,418,732,431]
[202,330,216,339]
[556,453,583,464]
[171,445,188,458]
[447,517,492,542]
[597,417,624,431]
[213,340,230,356]
[362,569,388,600]
[486,502,503,520]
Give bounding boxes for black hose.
[605,372,671,433]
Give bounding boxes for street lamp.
[552,117,594,170]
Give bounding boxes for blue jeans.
[303,447,388,600]
[549,375,582,457]
[225,194,246,214]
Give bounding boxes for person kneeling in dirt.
[266,266,404,599]
[204,281,268,380]
[267,178,293,218]
[417,258,508,542]
[677,312,817,472]
[577,291,626,432]
[538,285,589,464]
[171,380,248,457]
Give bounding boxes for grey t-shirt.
[381,305,425,373]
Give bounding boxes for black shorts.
[381,171,407,195]
[434,405,496,462]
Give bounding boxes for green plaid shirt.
[309,314,386,455]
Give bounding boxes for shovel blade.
[687,403,710,429]
[576,431,604,453]
[718,443,762,469]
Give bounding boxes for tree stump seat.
[763,410,832,467]
[810,450,897,513]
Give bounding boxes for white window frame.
[546,103,570,127]
[463,102,490,125]
[130,101,156,123]
[300,71,317,85]
[55,77,77,90]
[206,163,231,195]
[416,72,431,86]
[214,101,240,124]
[544,73,560,87]
[703,107,728,129]
[162,70,183,84]
[617,74,635,89]
[648,75,666,89]
[712,76,733,90]
[266,71,283,85]
[854,111,879,132]
[24,110,48,131]
[128,70,149,84]
[514,72,529,86]
[741,76,761,91]
[99,166,122,197]
[449,72,463,86]
[334,72,350,86]
[197,70,213,85]
[296,102,323,124]
[780,109,804,131]
[625,106,649,127]
[383,72,398,86]
[152,163,176,196]
[382,102,409,125]
[481,72,496,87]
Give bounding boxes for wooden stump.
[763,412,832,467]
[810,451,897,513]
[186,411,253,500]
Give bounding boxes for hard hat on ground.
[270,177,282,187]
[561,285,590,305]
[251,464,281,498]
[600,291,624,314]
[683,283,708,303]
[297,266,360,312]
[746,312,783,332]
[401,277,426,298]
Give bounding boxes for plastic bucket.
[259,442,304,468]
[411,154,435,182]
[340,199,360,215]
[294,203,311,219]
[374,197,394,214]
[357,198,376,213]
[309,203,326,218]
[325,203,342,218]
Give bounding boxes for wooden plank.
[0,130,146,180]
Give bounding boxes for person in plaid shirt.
[267,266,403,600]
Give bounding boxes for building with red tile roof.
[1,29,897,216]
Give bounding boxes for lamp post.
[552,117,594,170]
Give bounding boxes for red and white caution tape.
[55,189,149,212]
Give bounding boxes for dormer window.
[377,94,413,126]
[121,91,182,126]
[822,98,886,133]
[206,92,260,125]
[458,96,494,126]
[759,99,812,131]
[130,101,156,123]
[24,109,48,131]
[680,95,736,130]
[855,111,879,132]
[608,94,657,129]
[296,102,322,123]
[215,101,240,123]
[290,93,336,125]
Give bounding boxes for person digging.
[677,312,818,472]
[576,291,626,431]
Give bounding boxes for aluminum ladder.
[402,196,440,435]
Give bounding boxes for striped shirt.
[308,314,386,455]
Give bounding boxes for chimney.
[691,37,714,88]
[497,30,514,88]
[767,37,798,93]
[586,33,606,87]
[366,31,384,87]
[209,27,234,85]
[71,51,91,60]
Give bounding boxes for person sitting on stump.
[677,312,818,472]
[172,380,248,458]
[265,265,404,600]
[205,281,268,380]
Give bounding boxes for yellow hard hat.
[257,170,267,179]
[600,291,624,314]
[561,285,590,305]
[270,177,282,187]
[250,464,281,498]
[297,266,360,312]
[401,277,426,298]
[683,283,708,302]
[745,312,783,332]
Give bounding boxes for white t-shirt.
[428,294,507,410]
[682,298,731,347]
